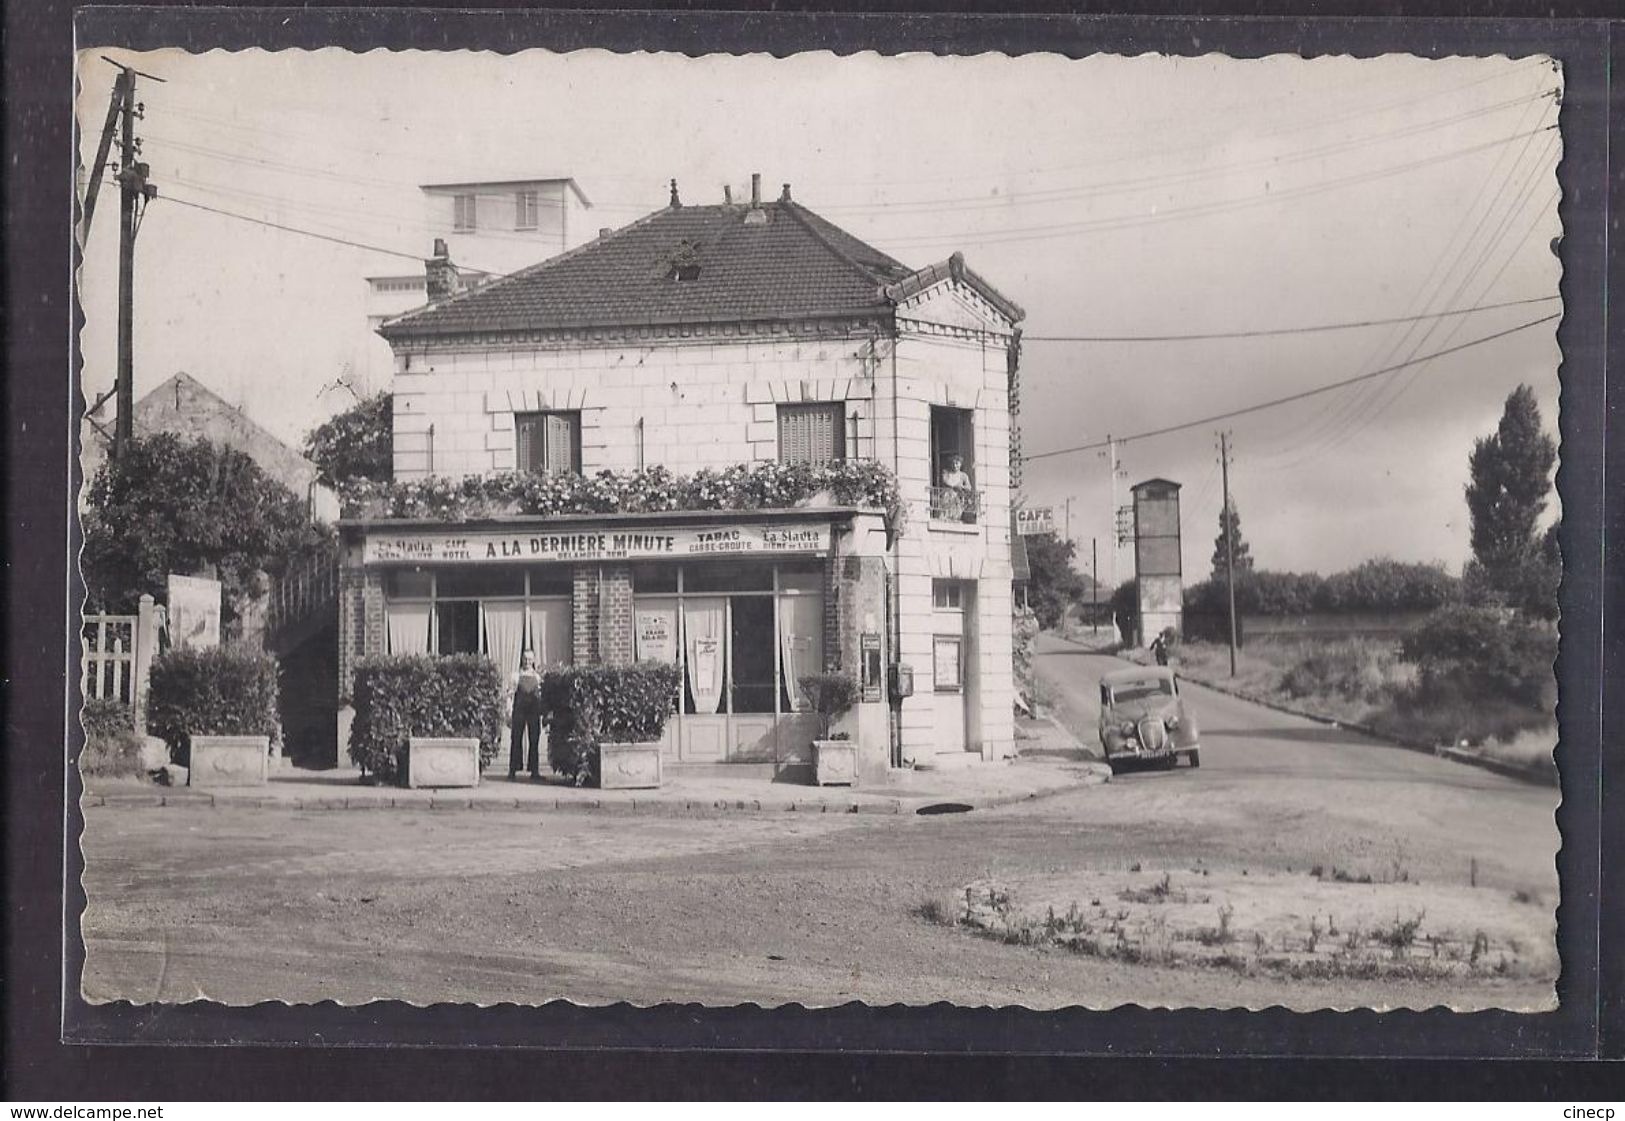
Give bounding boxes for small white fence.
[80,594,160,728]
[82,613,136,703]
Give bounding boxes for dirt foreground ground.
[76,636,1559,1014]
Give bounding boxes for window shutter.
[544,413,577,475]
[779,408,810,464]
[516,416,538,473]
[779,403,845,466]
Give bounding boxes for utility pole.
[103,58,162,459]
[1106,435,1121,594]
[1064,496,1073,544]
[78,70,128,245]
[1091,535,1099,635]
[1219,431,1239,677]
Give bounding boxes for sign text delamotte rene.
[363,522,833,565]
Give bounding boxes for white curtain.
[778,593,823,712]
[386,601,431,655]
[528,599,572,667]
[683,597,726,715]
[482,602,526,684]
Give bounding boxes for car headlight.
[1120,721,1137,736]
[1166,715,1181,730]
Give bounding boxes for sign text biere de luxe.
[364,522,833,565]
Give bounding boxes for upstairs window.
[453,193,478,232]
[930,406,978,523]
[515,190,538,230]
[516,411,581,476]
[778,403,847,467]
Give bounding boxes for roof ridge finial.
[669,179,681,209]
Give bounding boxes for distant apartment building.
[340,176,1023,774]
[361,177,593,384]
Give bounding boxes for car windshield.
[1111,679,1174,705]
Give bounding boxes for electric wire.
[1020,311,1559,463]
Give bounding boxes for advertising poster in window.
[635,601,678,665]
[165,574,221,650]
[683,598,726,714]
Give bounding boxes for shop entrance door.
[932,580,972,753]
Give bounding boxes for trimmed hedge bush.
[797,672,859,739]
[542,663,682,786]
[79,697,146,777]
[349,654,504,782]
[147,646,281,767]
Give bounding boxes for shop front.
[338,509,894,776]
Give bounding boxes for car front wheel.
[1186,749,1201,768]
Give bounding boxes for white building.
[361,177,593,385]
[340,176,1024,774]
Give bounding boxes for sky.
[75,48,1564,578]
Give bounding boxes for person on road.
[509,649,544,780]
[1151,629,1171,667]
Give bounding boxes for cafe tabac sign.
[363,522,832,565]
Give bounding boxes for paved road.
[77,634,1560,1014]
[1031,632,1561,898]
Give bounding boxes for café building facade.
[338,178,1025,774]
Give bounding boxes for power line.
[1250,95,1558,467]
[157,191,434,263]
[875,124,1558,250]
[1005,294,1557,343]
[1021,310,1559,463]
[813,87,1556,217]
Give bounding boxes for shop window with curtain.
[516,411,581,476]
[777,403,846,466]
[381,566,572,666]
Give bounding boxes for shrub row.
[542,663,683,786]
[348,654,505,781]
[1185,559,1459,617]
[147,646,281,767]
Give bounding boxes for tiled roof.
[380,199,938,340]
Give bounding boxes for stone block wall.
[390,332,880,480]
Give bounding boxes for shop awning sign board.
[1016,507,1056,536]
[363,522,832,565]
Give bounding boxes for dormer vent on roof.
[663,239,702,282]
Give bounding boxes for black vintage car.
[1097,666,1201,774]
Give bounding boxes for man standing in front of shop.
[509,649,544,780]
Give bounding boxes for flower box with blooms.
[341,461,907,536]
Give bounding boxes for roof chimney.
[599,227,612,238]
[669,179,681,208]
[425,238,460,303]
[743,172,768,225]
[781,183,792,203]
[723,184,733,206]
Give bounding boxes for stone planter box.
[599,742,662,790]
[406,737,481,789]
[812,739,858,786]
[188,735,269,788]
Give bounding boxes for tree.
[1463,385,1557,616]
[1211,500,1254,583]
[81,434,328,622]
[1023,533,1088,630]
[1466,385,1556,576]
[304,391,393,488]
